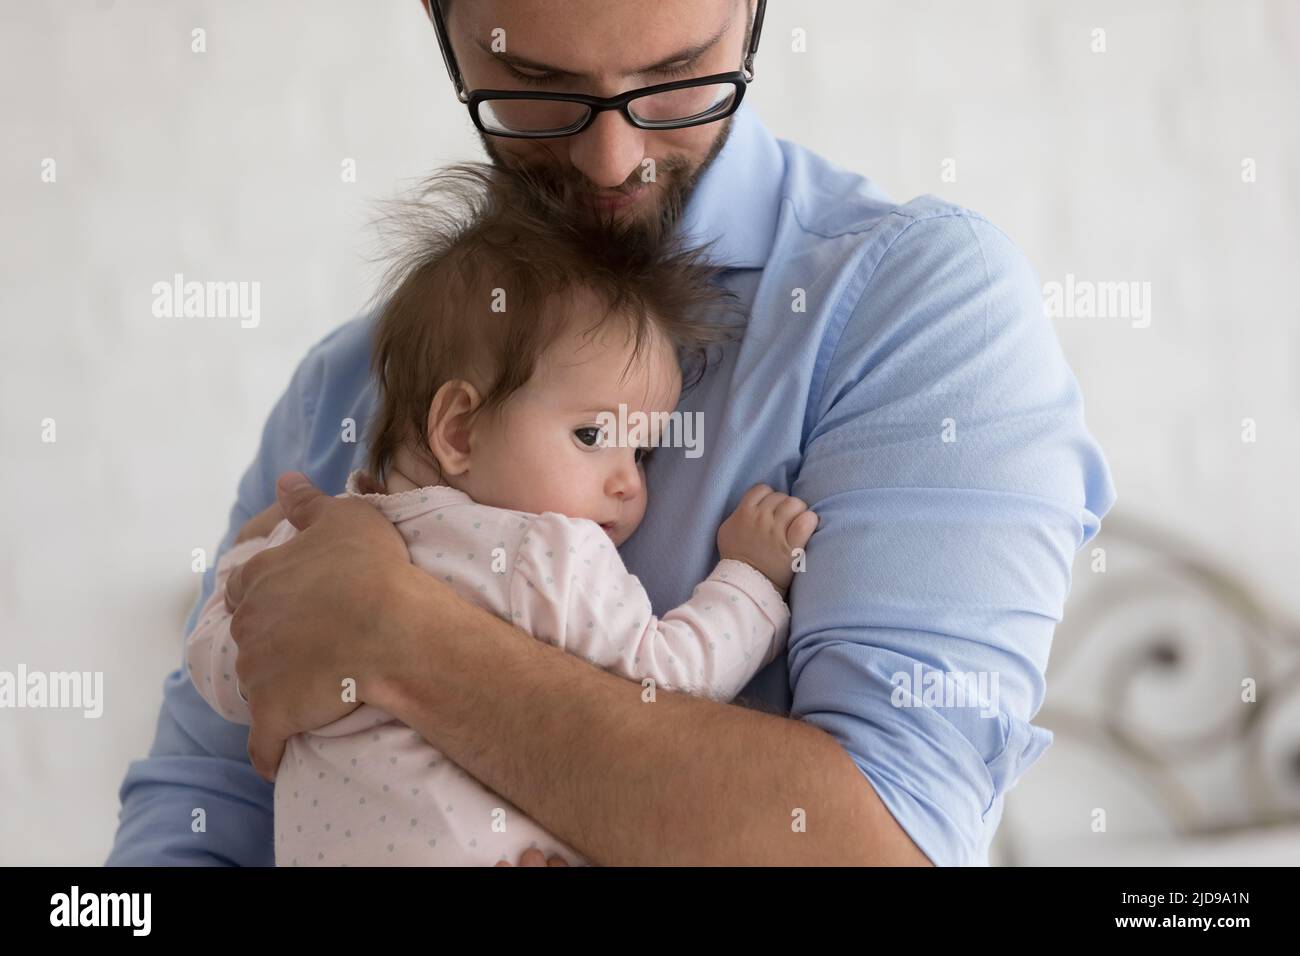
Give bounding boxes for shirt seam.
[804,211,1011,444]
[801,213,938,443]
[786,190,993,242]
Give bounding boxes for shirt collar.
[677,101,784,271]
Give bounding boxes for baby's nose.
[608,456,642,499]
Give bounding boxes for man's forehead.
[458,0,739,78]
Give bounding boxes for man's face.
[440,0,747,233]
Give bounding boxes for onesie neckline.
[343,468,474,523]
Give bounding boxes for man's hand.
[224,472,417,781]
[234,501,283,544]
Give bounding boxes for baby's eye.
[573,426,605,448]
[634,446,654,465]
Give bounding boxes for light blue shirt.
[108,103,1114,866]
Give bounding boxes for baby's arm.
[185,519,298,724]
[508,486,817,701]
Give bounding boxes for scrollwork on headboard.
[1000,513,1300,860]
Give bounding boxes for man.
[108,0,1114,866]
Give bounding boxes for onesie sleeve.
[185,518,299,724]
[507,512,790,701]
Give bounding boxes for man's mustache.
[508,155,692,201]
[488,154,697,242]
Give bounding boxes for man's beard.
[476,118,734,249]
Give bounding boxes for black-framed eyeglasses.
[422,0,768,140]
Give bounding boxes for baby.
[186,166,818,866]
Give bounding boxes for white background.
[2,0,1297,865]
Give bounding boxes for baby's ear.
[426,379,482,477]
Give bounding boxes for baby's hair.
[365,162,737,485]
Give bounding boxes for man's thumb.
[276,472,327,531]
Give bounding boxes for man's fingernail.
[280,473,308,490]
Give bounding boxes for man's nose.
[567,109,647,189]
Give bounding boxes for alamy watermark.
[0,665,103,718]
[1043,274,1151,328]
[595,404,704,459]
[50,886,150,936]
[151,273,260,328]
[890,664,1000,718]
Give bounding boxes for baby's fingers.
[772,494,809,526]
[737,483,776,512]
[787,510,819,550]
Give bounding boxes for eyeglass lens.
[476,81,738,135]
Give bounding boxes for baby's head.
[366,164,733,545]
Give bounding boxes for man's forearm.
[368,568,930,866]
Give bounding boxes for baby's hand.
[716,484,818,593]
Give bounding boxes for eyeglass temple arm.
[427,0,767,92]
[425,0,469,103]
[744,0,768,79]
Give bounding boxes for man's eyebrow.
[475,22,730,78]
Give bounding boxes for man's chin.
[539,172,686,243]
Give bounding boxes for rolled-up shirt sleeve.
[786,212,1115,866]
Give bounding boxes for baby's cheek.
[626,493,649,533]
[548,464,602,520]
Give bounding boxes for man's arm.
[379,570,929,866]
[783,210,1114,865]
